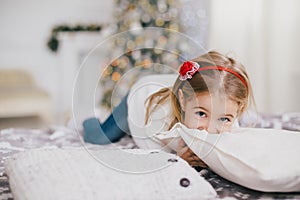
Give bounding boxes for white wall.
[208,0,300,113]
[0,0,114,123]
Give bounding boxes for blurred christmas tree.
[100,0,189,109]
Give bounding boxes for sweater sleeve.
[127,74,177,150]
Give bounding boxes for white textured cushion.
[155,123,300,192]
[5,148,216,200]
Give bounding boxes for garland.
[47,24,102,52]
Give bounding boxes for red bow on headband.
[179,61,200,81]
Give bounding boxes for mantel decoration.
[47,24,102,52]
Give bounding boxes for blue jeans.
[83,94,130,144]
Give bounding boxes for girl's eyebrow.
[223,114,235,118]
[192,106,209,112]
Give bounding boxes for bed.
[1,112,300,199]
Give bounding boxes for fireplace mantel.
[57,32,107,124]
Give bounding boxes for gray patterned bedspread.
[1,112,300,200]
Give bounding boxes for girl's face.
[179,91,239,133]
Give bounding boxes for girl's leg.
[83,94,129,144]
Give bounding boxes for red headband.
[179,61,248,89]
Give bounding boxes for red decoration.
[179,61,200,80]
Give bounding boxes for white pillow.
[5,148,216,200]
[155,123,300,192]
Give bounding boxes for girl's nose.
[197,122,209,131]
[197,121,208,131]
[207,125,220,133]
[206,121,220,133]
[198,120,220,133]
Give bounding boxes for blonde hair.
[145,51,255,129]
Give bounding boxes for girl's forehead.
[188,93,239,113]
[194,92,230,102]
[192,92,223,102]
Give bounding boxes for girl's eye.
[219,117,231,123]
[196,111,207,118]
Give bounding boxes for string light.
[111,72,121,82]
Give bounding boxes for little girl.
[83,51,255,167]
